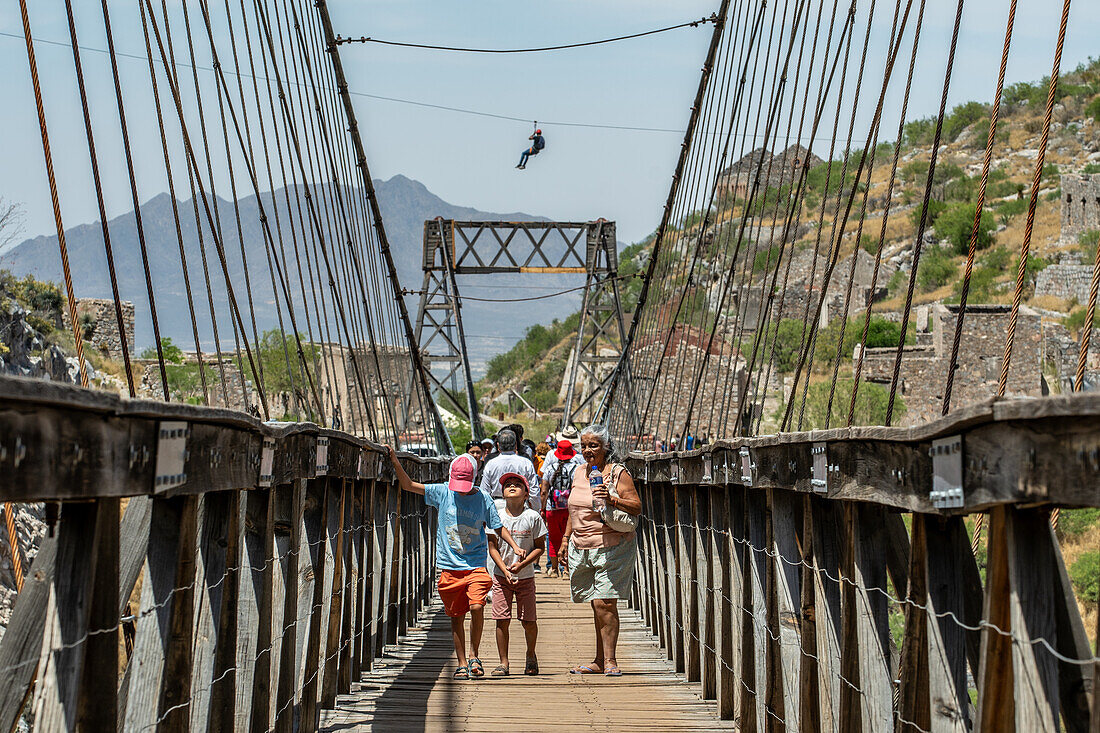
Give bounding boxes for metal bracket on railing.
[315,437,329,476]
[154,421,189,490]
[930,436,963,509]
[811,443,827,493]
[702,453,713,483]
[357,448,368,479]
[670,459,680,485]
[259,437,276,488]
[739,446,754,486]
[644,461,649,483]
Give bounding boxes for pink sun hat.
[498,472,530,491]
[448,454,477,493]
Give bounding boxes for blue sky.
[1,0,1097,248]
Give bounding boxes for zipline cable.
[334,15,718,52]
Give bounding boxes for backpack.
[534,135,546,151]
[548,458,573,510]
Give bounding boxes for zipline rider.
[517,128,545,170]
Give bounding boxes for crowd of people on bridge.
[387,421,642,680]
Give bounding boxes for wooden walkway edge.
[320,576,738,732]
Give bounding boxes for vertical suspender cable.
[14,0,89,390]
[314,0,453,453]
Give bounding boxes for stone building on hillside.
[859,304,1042,425]
[1061,173,1100,240]
[774,248,894,326]
[717,145,824,200]
[60,297,135,361]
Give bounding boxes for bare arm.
[487,535,516,583]
[509,535,545,574]
[609,469,642,515]
[540,478,550,513]
[387,446,424,495]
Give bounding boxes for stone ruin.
[61,297,136,362]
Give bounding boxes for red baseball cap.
[448,454,477,493]
[499,472,530,491]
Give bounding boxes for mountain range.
[0,174,586,375]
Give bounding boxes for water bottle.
[589,465,606,512]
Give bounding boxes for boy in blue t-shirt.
[388,447,523,679]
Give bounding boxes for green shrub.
[943,101,991,143]
[1085,96,1100,123]
[1083,162,1100,175]
[982,247,1011,270]
[1060,508,1100,539]
[140,337,184,364]
[1064,307,1100,334]
[917,247,957,292]
[910,199,948,230]
[814,316,905,364]
[859,234,878,255]
[935,203,996,255]
[1069,551,1100,604]
[1078,229,1099,262]
[749,319,807,373]
[994,197,1028,225]
[753,245,782,273]
[799,378,904,430]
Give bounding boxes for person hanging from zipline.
[516,125,545,170]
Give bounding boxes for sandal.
[569,663,602,674]
[604,665,623,677]
[468,657,485,678]
[491,665,510,677]
[524,658,539,675]
[453,666,470,680]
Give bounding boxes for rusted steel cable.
[60,0,136,397]
[1075,238,1100,392]
[3,504,23,593]
[997,0,1072,397]
[884,0,966,425]
[15,0,90,390]
[942,0,1017,414]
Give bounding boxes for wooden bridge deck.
[320,575,737,732]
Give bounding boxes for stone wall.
[1061,173,1100,240]
[859,304,1043,425]
[61,298,135,361]
[1044,322,1100,392]
[1034,263,1096,302]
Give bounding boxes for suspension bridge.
[0,0,1097,731]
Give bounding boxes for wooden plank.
[711,487,738,720]
[189,491,241,731]
[801,496,843,733]
[676,485,699,681]
[0,533,55,733]
[322,480,347,708]
[360,480,378,671]
[299,478,330,733]
[696,487,716,700]
[977,507,1061,731]
[1048,513,1095,731]
[122,495,199,732]
[897,515,970,733]
[741,489,768,732]
[662,485,682,667]
[274,480,304,733]
[372,481,389,660]
[838,504,893,732]
[766,488,802,731]
[385,484,402,647]
[340,480,359,693]
[240,488,273,733]
[33,500,116,732]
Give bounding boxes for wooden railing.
[626,393,1100,732]
[0,375,444,733]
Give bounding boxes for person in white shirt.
[479,429,541,512]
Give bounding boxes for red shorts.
[491,574,537,621]
[437,568,493,617]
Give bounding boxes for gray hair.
[580,424,620,462]
[496,428,517,452]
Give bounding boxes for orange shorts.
[437,568,493,617]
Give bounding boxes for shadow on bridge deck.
[320,578,736,732]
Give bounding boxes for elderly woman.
[561,424,642,677]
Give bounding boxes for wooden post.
[242,487,274,733]
[372,481,389,659]
[299,478,330,733]
[322,479,346,708]
[34,499,118,732]
[661,484,682,667]
[838,504,893,732]
[897,515,971,733]
[340,479,358,693]
[352,479,368,679]
[191,490,241,732]
[273,480,303,733]
[676,484,700,680]
[711,486,740,720]
[122,495,200,733]
[742,488,768,732]
[766,488,802,731]
[696,486,717,700]
[801,496,843,732]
